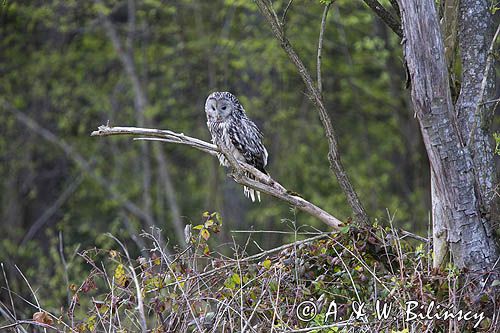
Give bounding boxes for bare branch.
[388,0,400,18]
[0,320,62,332]
[91,125,344,229]
[254,0,370,226]
[317,1,333,94]
[92,125,218,153]
[281,0,293,25]
[361,0,402,37]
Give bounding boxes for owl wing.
[228,118,268,174]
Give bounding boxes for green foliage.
[493,133,500,155]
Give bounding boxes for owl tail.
[243,171,261,202]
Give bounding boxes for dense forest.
[1,0,499,332]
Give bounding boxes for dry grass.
[1,212,499,332]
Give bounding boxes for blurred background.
[1,0,432,309]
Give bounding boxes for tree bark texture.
[431,169,448,268]
[456,0,496,213]
[398,0,499,272]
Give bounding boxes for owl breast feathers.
[205,91,268,202]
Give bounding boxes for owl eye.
[212,106,216,111]
[221,106,227,110]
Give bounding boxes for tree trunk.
[431,169,448,268]
[398,0,499,272]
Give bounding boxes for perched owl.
[205,92,268,202]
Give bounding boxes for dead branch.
[91,125,343,229]
[361,0,402,37]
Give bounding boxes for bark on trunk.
[398,0,499,272]
[432,0,459,269]
[456,0,497,214]
[431,169,448,268]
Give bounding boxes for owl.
[205,92,268,202]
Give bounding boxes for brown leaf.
[82,277,96,293]
[33,311,54,325]
[68,283,78,293]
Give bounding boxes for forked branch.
[91,125,344,229]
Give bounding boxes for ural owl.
[205,92,268,202]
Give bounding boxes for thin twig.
[399,229,428,243]
[58,232,71,306]
[145,232,334,293]
[142,231,204,332]
[241,232,334,262]
[14,266,47,333]
[281,0,294,25]
[14,266,41,311]
[1,289,77,332]
[317,1,333,94]
[0,320,61,332]
[106,234,147,333]
[1,264,17,327]
[230,230,320,235]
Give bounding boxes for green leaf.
[340,225,350,234]
[86,315,97,331]
[204,219,214,228]
[231,273,241,285]
[114,264,128,287]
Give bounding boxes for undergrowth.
[1,212,499,332]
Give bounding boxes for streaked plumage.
[205,91,268,202]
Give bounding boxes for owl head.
[205,91,243,122]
